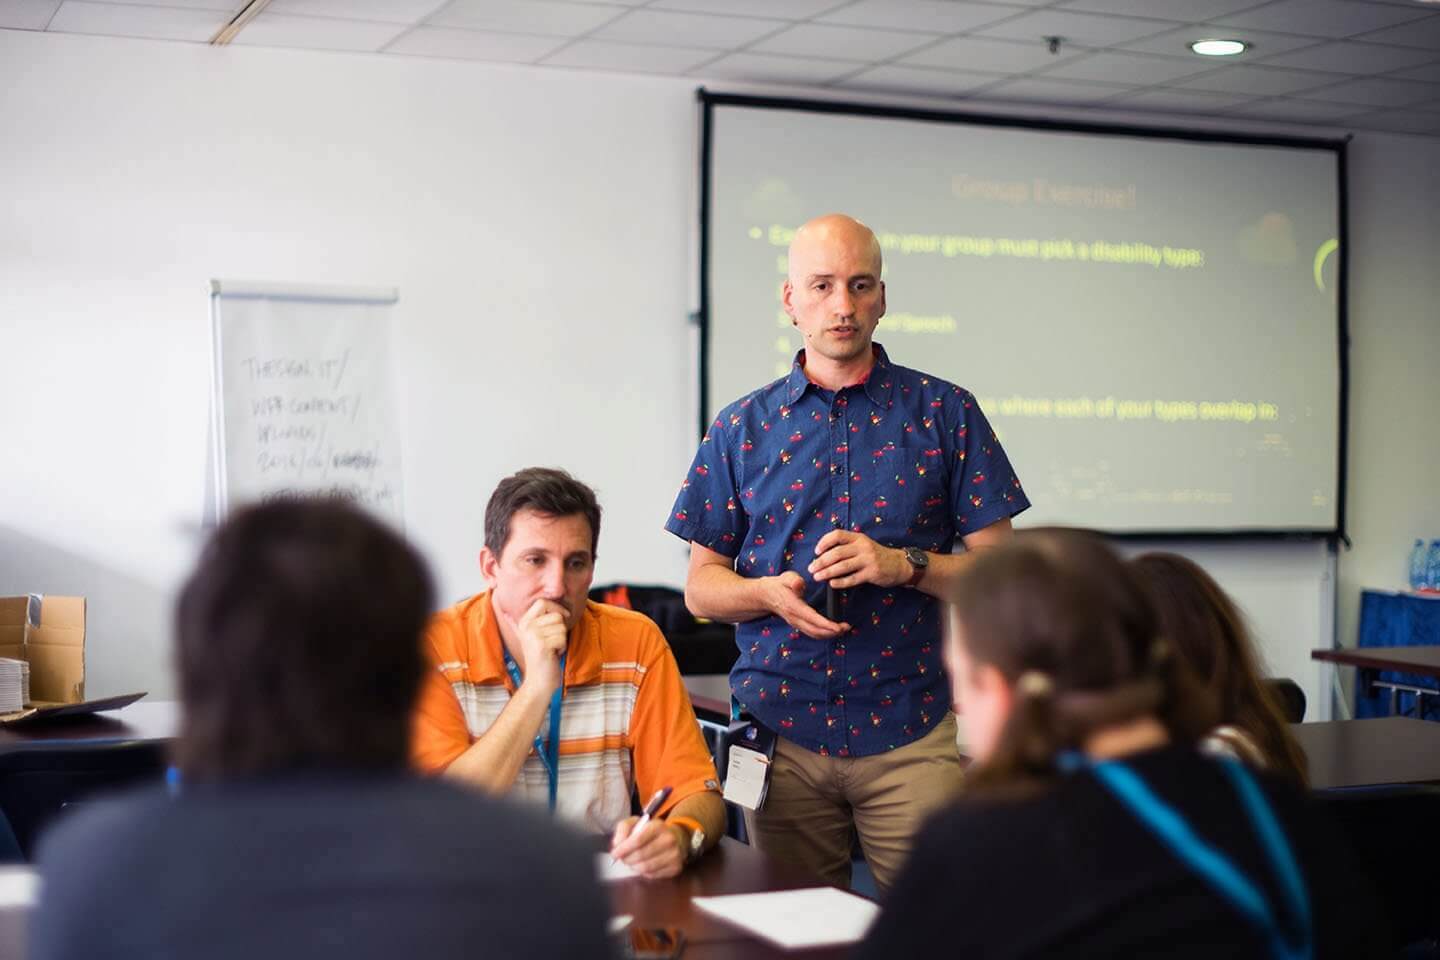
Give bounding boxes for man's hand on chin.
[510,598,570,695]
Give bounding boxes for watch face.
[906,547,929,568]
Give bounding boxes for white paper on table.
[691,887,880,949]
[0,868,38,908]
[595,853,642,882]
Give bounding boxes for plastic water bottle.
[1410,539,1428,591]
[1427,540,1440,592]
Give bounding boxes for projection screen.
[700,94,1346,536]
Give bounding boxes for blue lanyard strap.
[501,648,565,812]
[1074,754,1312,960]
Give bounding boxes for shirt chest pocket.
[856,445,951,548]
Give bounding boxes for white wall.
[0,29,700,697]
[1,28,1433,710]
[1333,132,1440,710]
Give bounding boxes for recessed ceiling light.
[1189,38,1249,57]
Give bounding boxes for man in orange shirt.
[414,467,726,878]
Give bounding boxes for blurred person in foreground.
[855,529,1380,959]
[32,500,612,960]
[1130,552,1308,786]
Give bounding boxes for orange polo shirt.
[412,592,720,832]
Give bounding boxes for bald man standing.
[665,214,1030,895]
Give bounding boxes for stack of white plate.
[0,659,29,713]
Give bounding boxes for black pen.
[612,785,673,863]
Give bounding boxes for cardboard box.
[0,593,86,707]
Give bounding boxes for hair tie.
[1016,671,1054,697]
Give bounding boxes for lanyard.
[501,648,565,812]
[1062,752,1312,960]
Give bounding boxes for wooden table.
[1312,646,1440,717]
[684,674,732,726]
[1312,645,1440,678]
[1292,717,1440,790]
[609,837,857,959]
[0,700,177,752]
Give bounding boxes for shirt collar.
[469,591,604,689]
[785,343,895,407]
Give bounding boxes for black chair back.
[1266,678,1307,723]
[1314,785,1440,952]
[0,740,169,861]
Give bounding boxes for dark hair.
[1130,552,1308,786]
[484,467,602,558]
[173,500,434,780]
[950,528,1218,791]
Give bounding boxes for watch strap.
[668,815,706,860]
[905,549,928,587]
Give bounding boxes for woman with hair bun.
[854,529,1379,960]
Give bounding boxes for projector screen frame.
[695,88,1350,543]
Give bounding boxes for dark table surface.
[1291,716,1440,790]
[0,699,177,751]
[1312,645,1440,678]
[609,837,858,959]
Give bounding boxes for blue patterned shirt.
[665,345,1029,757]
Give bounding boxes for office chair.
[1265,678,1307,723]
[0,740,170,861]
[1314,785,1440,955]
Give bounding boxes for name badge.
[722,722,776,811]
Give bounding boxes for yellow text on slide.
[977,395,1280,423]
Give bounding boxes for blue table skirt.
[1355,589,1440,719]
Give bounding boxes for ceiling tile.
[836,63,1005,96]
[751,23,938,61]
[1301,75,1440,106]
[383,25,567,61]
[0,0,60,30]
[901,34,1089,73]
[1211,0,1431,39]
[429,0,621,37]
[1119,26,1320,60]
[1350,14,1440,50]
[1389,62,1440,83]
[266,0,447,24]
[1034,49,1213,85]
[818,1,1023,35]
[1056,0,1258,22]
[1224,96,1370,122]
[974,10,1177,47]
[233,12,409,50]
[1106,87,1258,113]
[1256,40,1440,74]
[973,75,1133,105]
[77,0,235,9]
[649,0,845,18]
[1173,65,1348,97]
[694,51,862,85]
[47,1,226,40]
[541,38,715,73]
[593,9,784,49]
[1346,108,1440,134]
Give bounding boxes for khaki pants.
[745,712,964,898]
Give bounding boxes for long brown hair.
[952,529,1218,792]
[1129,552,1308,786]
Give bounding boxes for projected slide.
[706,103,1342,534]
